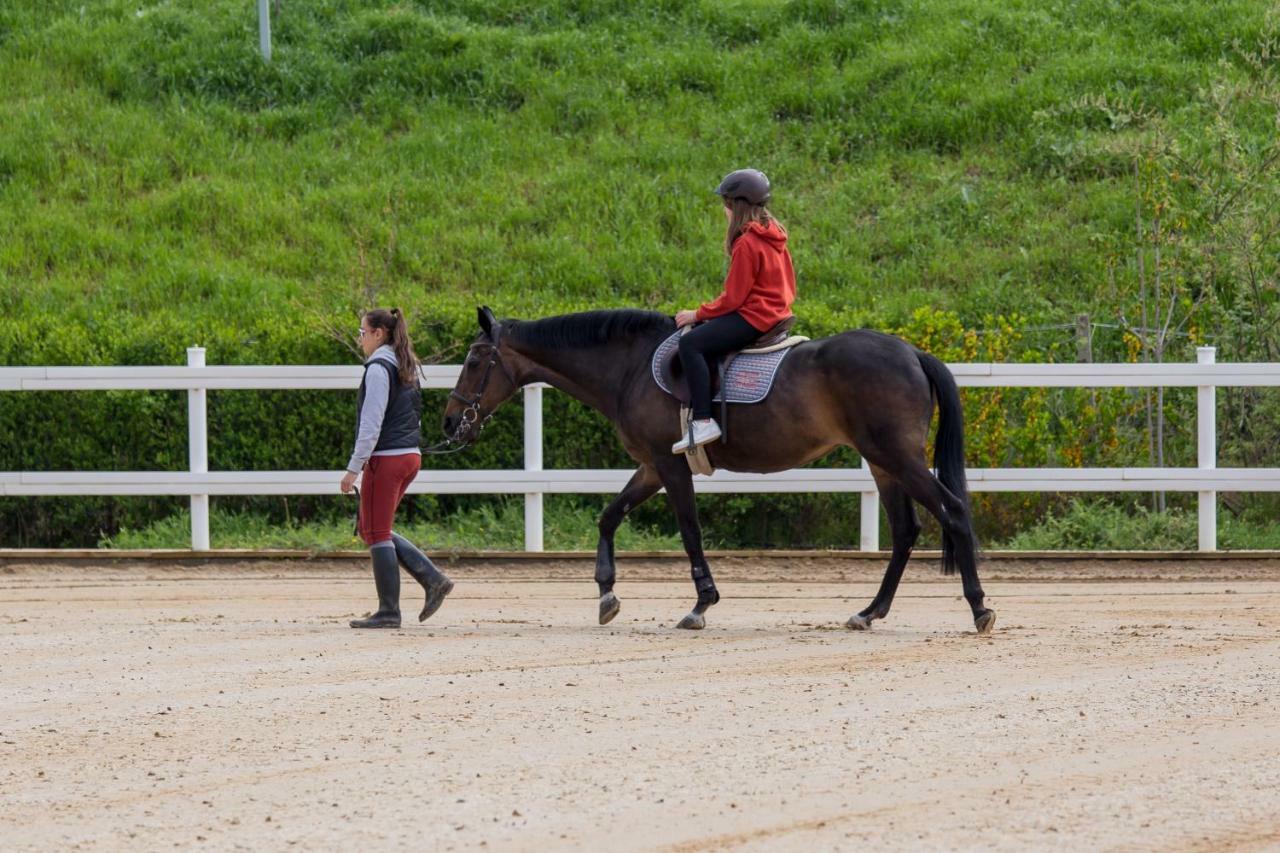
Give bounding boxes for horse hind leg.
[847,471,920,631]
[894,462,995,634]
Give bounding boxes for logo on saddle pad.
[651,329,806,405]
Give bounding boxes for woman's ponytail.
[364,308,422,387]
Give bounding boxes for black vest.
[356,359,422,452]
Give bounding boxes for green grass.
[2,0,1271,363]
[103,497,1280,552]
[998,498,1280,551]
[101,499,682,551]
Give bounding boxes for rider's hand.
[675,310,698,328]
[340,470,358,494]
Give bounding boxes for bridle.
[422,339,516,455]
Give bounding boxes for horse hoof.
[599,592,621,625]
[975,610,997,635]
[846,613,872,631]
[676,612,706,630]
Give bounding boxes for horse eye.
[466,358,480,369]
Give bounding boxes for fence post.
[860,456,879,551]
[1197,346,1217,551]
[1075,313,1092,363]
[524,385,544,552]
[187,347,210,551]
[257,0,272,62]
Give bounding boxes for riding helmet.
[714,169,771,204]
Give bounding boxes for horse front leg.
[654,457,718,630]
[595,465,662,625]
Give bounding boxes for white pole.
[187,347,210,551]
[860,456,879,551]
[258,0,272,62]
[523,385,544,552]
[1197,346,1217,551]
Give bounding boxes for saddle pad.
[651,330,794,404]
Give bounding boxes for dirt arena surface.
[2,558,1279,850]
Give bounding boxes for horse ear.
[477,306,496,340]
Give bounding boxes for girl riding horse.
[673,168,796,454]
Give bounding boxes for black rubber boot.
[391,532,454,622]
[350,545,401,629]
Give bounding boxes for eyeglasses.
[357,328,368,338]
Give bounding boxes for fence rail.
[4,346,1280,552]
[5,361,1280,390]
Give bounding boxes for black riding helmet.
[714,168,771,205]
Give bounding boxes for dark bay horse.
[442,307,995,635]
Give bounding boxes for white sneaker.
[672,419,722,454]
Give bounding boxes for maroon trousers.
[358,453,421,546]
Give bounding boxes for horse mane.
[505,309,675,349]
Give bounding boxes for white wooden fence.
[3,346,1279,552]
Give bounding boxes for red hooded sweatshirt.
[695,220,796,332]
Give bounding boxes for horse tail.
[915,350,971,576]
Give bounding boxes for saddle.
[651,317,809,475]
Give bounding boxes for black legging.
[678,312,761,419]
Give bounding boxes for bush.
[1000,498,1199,550]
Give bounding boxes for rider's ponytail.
[363,308,422,387]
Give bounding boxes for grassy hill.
[2,0,1277,548]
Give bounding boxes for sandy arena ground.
[2,558,1279,850]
